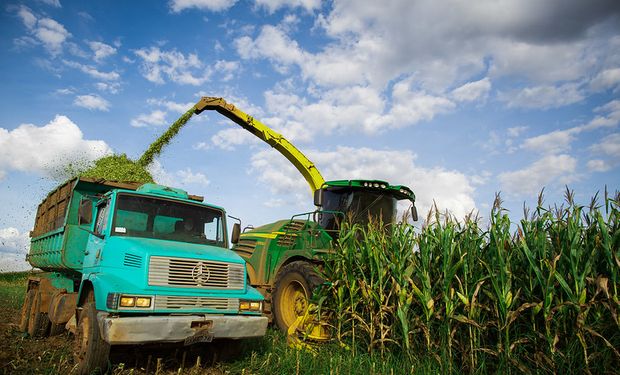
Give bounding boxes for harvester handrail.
[194,97,325,193]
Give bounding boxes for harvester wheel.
[73,301,110,375]
[19,289,35,332]
[28,291,51,337]
[272,261,322,332]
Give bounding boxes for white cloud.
[590,68,620,92]
[73,94,110,111]
[38,0,62,7]
[147,161,210,188]
[146,98,195,113]
[451,78,491,102]
[211,128,261,150]
[88,41,117,62]
[169,0,237,12]
[213,60,240,81]
[507,126,528,138]
[499,154,578,195]
[134,47,210,85]
[16,6,70,55]
[500,83,585,109]
[55,87,74,95]
[254,0,321,13]
[177,168,210,186]
[131,110,168,127]
[521,99,620,154]
[587,159,611,172]
[95,82,121,94]
[522,129,576,154]
[0,115,112,178]
[63,60,120,81]
[591,133,620,157]
[0,227,30,272]
[250,146,477,219]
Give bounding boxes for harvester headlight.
[380,184,386,189]
[373,183,380,188]
[239,300,263,312]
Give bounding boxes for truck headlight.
[117,295,153,309]
[239,300,262,312]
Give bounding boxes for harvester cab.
[314,179,418,237]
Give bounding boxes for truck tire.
[73,301,110,375]
[272,261,323,332]
[49,322,65,336]
[28,291,51,337]
[19,289,35,332]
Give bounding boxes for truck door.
[83,200,109,269]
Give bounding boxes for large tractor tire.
[272,261,323,332]
[73,297,110,375]
[28,291,51,337]
[19,289,35,332]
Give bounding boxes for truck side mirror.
[411,204,419,222]
[231,223,241,245]
[313,189,323,207]
[78,199,93,225]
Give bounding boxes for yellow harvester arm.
[194,97,325,193]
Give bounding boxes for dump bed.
[27,178,142,271]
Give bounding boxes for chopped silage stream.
[77,106,196,183]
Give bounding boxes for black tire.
[19,289,35,332]
[28,291,51,337]
[272,261,323,332]
[73,301,110,375]
[49,322,65,336]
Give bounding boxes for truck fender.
[48,290,79,325]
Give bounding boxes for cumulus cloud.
[250,146,477,220]
[134,47,211,85]
[177,168,210,186]
[169,0,237,12]
[499,154,578,195]
[130,110,168,127]
[88,41,117,62]
[591,133,620,158]
[0,116,112,178]
[211,128,261,150]
[16,6,70,55]
[73,94,110,111]
[146,98,195,113]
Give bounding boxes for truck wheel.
[28,291,51,337]
[272,261,323,332]
[19,289,35,332]
[73,302,110,375]
[49,322,65,336]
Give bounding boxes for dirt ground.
[0,294,240,374]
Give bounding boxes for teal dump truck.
[19,177,268,374]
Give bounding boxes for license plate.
[184,331,214,346]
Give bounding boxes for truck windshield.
[111,194,226,247]
[318,189,397,234]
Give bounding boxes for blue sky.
[0,0,619,271]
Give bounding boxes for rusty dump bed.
[28,177,142,271]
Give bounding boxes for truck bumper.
[97,313,268,345]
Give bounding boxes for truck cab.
[22,178,267,374]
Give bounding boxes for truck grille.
[148,256,245,290]
[154,296,239,310]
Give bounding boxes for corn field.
[317,189,620,374]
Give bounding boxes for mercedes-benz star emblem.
[191,262,211,286]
